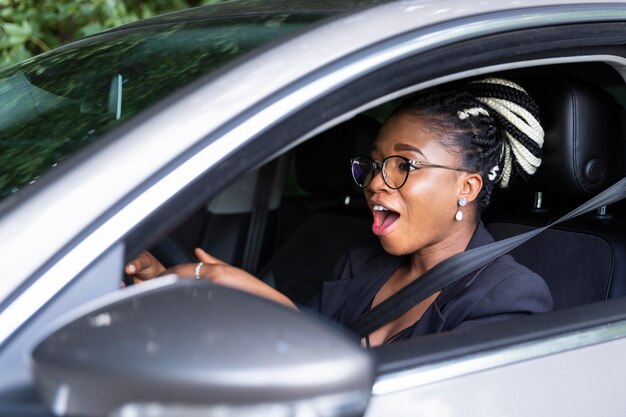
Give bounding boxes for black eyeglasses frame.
[350,155,475,190]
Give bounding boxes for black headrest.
[524,77,623,195]
[296,115,380,196]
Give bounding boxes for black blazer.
[307,223,553,342]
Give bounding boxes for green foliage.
[0,10,312,199]
[0,0,224,69]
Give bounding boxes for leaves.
[0,0,225,69]
[0,7,313,200]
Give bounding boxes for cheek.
[373,187,441,256]
[368,173,462,255]
[400,179,458,233]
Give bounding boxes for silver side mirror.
[32,279,374,417]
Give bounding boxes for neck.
[405,222,478,278]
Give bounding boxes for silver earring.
[455,197,467,221]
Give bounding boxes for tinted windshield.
[0,11,329,202]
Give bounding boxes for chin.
[378,236,412,257]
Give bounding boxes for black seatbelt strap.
[349,177,626,338]
[241,161,277,274]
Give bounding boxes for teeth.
[373,205,388,211]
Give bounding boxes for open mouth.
[372,204,400,236]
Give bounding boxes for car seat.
[486,76,626,309]
[153,156,288,271]
[260,115,380,305]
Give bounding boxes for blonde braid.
[465,78,544,188]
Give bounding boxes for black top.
[307,223,553,342]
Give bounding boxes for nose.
[366,164,388,192]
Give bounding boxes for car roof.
[104,0,385,30]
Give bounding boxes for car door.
[2,1,626,416]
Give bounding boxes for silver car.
[2,1,626,416]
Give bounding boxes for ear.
[457,171,483,204]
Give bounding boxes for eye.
[398,160,418,172]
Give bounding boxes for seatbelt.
[349,177,626,338]
[241,161,278,274]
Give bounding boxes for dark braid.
[391,77,544,214]
[464,82,540,120]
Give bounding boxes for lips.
[371,204,400,236]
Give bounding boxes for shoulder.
[474,255,553,312]
[440,254,553,330]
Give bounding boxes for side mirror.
[32,279,374,417]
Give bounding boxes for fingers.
[125,251,150,275]
[194,248,226,265]
[124,251,165,281]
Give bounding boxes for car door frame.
[123,14,626,415]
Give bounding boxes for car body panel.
[0,244,124,394]
[367,331,626,416]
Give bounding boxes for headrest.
[524,76,623,195]
[296,115,380,196]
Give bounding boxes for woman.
[126,77,553,347]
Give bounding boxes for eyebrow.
[371,143,427,159]
[372,143,428,160]
[394,143,426,157]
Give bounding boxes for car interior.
[130,62,626,356]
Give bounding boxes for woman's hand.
[125,248,296,310]
[192,248,297,310]
[124,251,166,284]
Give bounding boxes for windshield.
[0,11,330,202]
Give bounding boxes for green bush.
[0,0,223,68]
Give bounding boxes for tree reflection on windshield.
[0,14,322,201]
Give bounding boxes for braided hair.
[391,77,544,213]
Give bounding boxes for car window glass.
[0,14,326,202]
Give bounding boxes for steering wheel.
[123,237,196,287]
[150,237,196,268]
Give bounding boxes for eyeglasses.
[350,155,472,190]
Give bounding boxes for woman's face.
[365,113,473,256]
